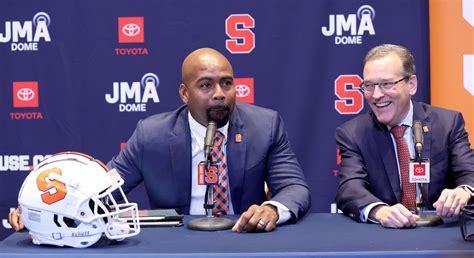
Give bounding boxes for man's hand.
[433,187,471,217]
[369,204,419,228]
[232,204,278,233]
[8,208,24,232]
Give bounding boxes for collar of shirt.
[386,100,414,131]
[390,100,414,156]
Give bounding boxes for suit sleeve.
[265,114,311,221]
[448,112,474,187]
[107,120,145,194]
[335,125,384,222]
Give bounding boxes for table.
[0,213,472,257]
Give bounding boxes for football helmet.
[460,204,474,241]
[18,152,140,248]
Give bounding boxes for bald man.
[111,47,310,232]
[10,48,311,234]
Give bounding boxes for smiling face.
[363,52,417,126]
[179,48,236,128]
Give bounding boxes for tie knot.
[391,125,407,139]
[213,131,225,147]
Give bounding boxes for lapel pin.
[235,133,242,143]
[423,126,429,133]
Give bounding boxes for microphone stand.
[187,132,234,231]
[413,152,442,227]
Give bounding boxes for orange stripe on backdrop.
[429,0,474,143]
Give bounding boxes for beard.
[206,105,231,128]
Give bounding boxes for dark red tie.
[391,125,416,210]
[211,131,230,216]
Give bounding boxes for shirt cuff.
[262,201,291,225]
[360,202,387,223]
[459,185,474,197]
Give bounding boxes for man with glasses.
[335,44,474,228]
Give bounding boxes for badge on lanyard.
[198,161,219,185]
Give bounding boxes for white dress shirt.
[187,112,291,224]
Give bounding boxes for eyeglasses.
[359,75,410,93]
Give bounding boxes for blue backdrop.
[0,0,430,240]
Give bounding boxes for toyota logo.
[415,167,424,174]
[17,88,35,101]
[122,23,140,37]
[235,84,250,97]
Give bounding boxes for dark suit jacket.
[109,102,310,220]
[335,101,474,221]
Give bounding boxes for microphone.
[412,121,441,226]
[412,120,423,162]
[204,121,217,164]
[187,120,234,231]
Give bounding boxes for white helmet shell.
[18,152,140,248]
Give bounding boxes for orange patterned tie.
[211,131,230,216]
[391,125,416,210]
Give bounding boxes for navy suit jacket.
[109,102,310,220]
[335,101,474,222]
